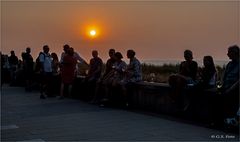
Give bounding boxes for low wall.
[9,73,213,122]
[130,82,176,114]
[72,78,213,122]
[131,82,212,120]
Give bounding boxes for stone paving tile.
[1,86,239,141]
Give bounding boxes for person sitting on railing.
[86,50,103,83]
[188,56,217,115]
[85,50,103,99]
[168,49,198,111]
[124,50,142,83]
[111,52,127,86]
[197,55,217,89]
[120,49,142,107]
[220,45,239,128]
[91,49,116,104]
[208,45,239,128]
[95,52,126,106]
[108,52,127,103]
[103,49,116,78]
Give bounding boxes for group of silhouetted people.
[1,44,239,129]
[89,49,142,106]
[1,45,142,102]
[168,45,239,128]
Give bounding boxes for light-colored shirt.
[127,57,142,82]
[113,60,127,80]
[39,52,52,73]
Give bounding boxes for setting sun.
[85,25,100,39]
[90,30,96,36]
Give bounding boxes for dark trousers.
[40,72,53,96]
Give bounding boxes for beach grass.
[76,62,225,83]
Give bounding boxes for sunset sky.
[1,0,239,63]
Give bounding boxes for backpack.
[35,52,45,73]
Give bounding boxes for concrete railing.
[9,73,214,122]
[72,78,212,121]
[129,82,176,114]
[128,81,214,122]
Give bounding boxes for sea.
[141,59,228,67]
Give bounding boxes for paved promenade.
[1,86,239,141]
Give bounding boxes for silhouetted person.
[84,50,103,99]
[179,50,198,83]
[86,50,103,82]
[169,49,198,86]
[187,56,217,118]
[124,50,142,82]
[60,44,88,65]
[51,52,61,96]
[0,52,2,86]
[198,56,217,89]
[168,49,198,111]
[99,52,127,105]
[22,47,34,91]
[91,49,116,104]
[221,45,239,124]
[103,49,116,78]
[111,52,127,86]
[0,52,2,85]
[51,53,60,76]
[8,50,18,85]
[120,50,142,107]
[59,47,77,99]
[208,45,240,129]
[39,45,53,99]
[60,44,88,79]
[1,54,10,85]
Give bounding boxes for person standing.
[1,54,10,85]
[8,50,18,85]
[22,47,34,91]
[51,52,61,96]
[59,47,77,99]
[51,52,60,76]
[39,45,53,99]
[60,44,88,64]
[60,44,88,78]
